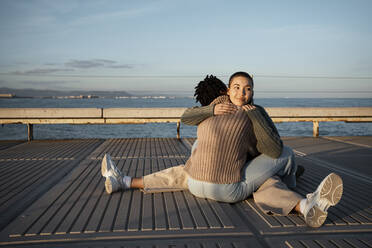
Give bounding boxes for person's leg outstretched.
[295,172,343,227]
[101,154,137,194]
[101,154,187,194]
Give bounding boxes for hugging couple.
[101,71,343,228]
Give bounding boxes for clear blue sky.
[0,0,371,97]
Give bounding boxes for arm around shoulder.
[244,105,283,158]
[181,104,215,126]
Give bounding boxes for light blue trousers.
[187,142,297,203]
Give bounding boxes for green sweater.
[181,95,283,158]
[181,96,283,183]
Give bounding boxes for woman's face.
[227,76,253,106]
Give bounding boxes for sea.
[1,97,372,140]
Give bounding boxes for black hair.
[194,75,227,106]
[228,71,254,88]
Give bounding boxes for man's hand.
[241,104,256,111]
[214,103,238,115]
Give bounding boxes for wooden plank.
[127,155,145,231]
[127,189,142,231]
[0,160,22,181]
[266,107,372,117]
[80,186,107,234]
[0,108,102,118]
[98,191,122,233]
[0,160,54,203]
[245,200,282,228]
[68,166,107,234]
[105,118,180,124]
[316,240,339,248]
[183,192,208,229]
[0,139,101,160]
[163,192,181,230]
[153,158,167,231]
[103,108,186,118]
[0,159,41,192]
[54,162,102,234]
[286,215,307,226]
[345,239,371,248]
[107,139,121,158]
[141,156,154,231]
[15,160,92,236]
[195,197,222,228]
[2,107,372,119]
[216,203,242,229]
[3,137,372,247]
[271,117,372,122]
[0,160,76,232]
[156,156,181,230]
[330,239,355,247]
[0,118,105,124]
[40,161,101,235]
[2,140,103,235]
[173,191,194,229]
[127,138,140,159]
[0,141,24,151]
[141,191,153,231]
[98,160,127,233]
[272,216,296,227]
[154,192,167,231]
[169,137,189,156]
[112,159,135,232]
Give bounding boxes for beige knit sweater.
[182,95,283,184]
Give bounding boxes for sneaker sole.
[305,205,328,228]
[319,173,343,206]
[101,154,112,177]
[105,177,116,194]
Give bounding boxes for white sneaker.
[105,176,124,194]
[303,173,343,228]
[101,154,125,194]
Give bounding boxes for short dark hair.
[194,75,227,106]
[228,71,254,88]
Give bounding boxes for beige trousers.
[142,165,189,193]
[253,175,303,215]
[143,166,302,216]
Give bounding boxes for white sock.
[122,176,132,188]
[299,198,307,215]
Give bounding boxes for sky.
[0,0,371,97]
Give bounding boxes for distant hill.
[0,87,132,98]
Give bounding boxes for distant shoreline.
[1,87,372,99]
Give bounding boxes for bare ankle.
[131,177,144,188]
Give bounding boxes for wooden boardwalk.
[0,137,371,247]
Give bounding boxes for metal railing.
[0,107,371,141]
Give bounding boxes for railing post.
[313,121,319,137]
[27,124,33,141]
[177,121,180,139]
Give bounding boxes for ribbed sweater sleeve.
[180,104,215,126]
[181,95,230,126]
[244,105,283,158]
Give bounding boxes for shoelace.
[317,198,331,212]
[303,193,316,215]
[108,160,123,177]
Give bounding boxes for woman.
[101,72,343,228]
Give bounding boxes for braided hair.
[194,75,227,106]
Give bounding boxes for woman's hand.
[214,103,238,115]
[241,104,256,112]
